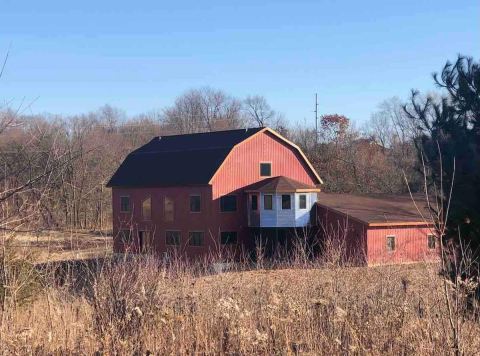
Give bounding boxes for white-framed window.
[260,162,272,177]
[281,194,291,210]
[386,235,396,252]
[299,194,307,209]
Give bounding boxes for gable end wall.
[211,131,318,199]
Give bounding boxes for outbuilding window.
[220,231,237,245]
[264,194,273,210]
[220,195,237,212]
[260,162,272,177]
[120,196,131,212]
[190,195,201,212]
[281,194,291,210]
[189,231,204,246]
[427,234,436,249]
[386,235,396,252]
[299,194,307,209]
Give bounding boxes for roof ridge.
[158,127,263,139]
[132,146,232,154]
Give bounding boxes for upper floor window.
[264,194,273,210]
[260,162,271,177]
[164,197,174,222]
[427,234,436,249]
[221,231,238,245]
[220,195,237,212]
[386,235,396,252]
[142,197,151,220]
[299,194,307,209]
[189,231,204,246]
[190,195,201,212]
[120,196,130,212]
[281,194,291,210]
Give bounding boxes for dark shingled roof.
[107,128,264,187]
[244,176,320,193]
[317,192,432,226]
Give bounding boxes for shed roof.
[244,176,320,193]
[317,192,433,226]
[107,128,263,187]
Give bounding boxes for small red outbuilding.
[316,193,440,265]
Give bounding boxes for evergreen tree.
[405,56,480,256]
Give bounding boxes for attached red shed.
[316,193,440,265]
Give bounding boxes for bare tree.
[243,95,286,130]
[163,88,244,134]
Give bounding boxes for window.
[189,231,204,246]
[120,196,130,212]
[264,194,273,210]
[281,194,291,210]
[299,194,307,209]
[386,235,396,252]
[190,195,201,212]
[164,197,174,222]
[142,197,151,220]
[220,195,237,212]
[427,234,436,249]
[251,195,258,211]
[118,230,132,243]
[260,162,272,177]
[221,231,237,245]
[166,231,181,246]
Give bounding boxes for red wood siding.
[315,204,440,265]
[316,204,368,264]
[112,186,248,259]
[367,226,440,265]
[211,131,318,199]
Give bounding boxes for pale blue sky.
[0,1,478,125]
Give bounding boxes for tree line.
[1,56,477,241]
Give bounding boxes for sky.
[0,0,479,126]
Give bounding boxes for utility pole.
[314,93,318,143]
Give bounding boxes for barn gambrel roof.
[106,127,322,187]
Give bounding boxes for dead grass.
[1,255,479,355]
[8,230,112,263]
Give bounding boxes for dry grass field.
[7,230,112,263]
[1,241,479,355]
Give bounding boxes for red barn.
[107,127,322,258]
[316,193,440,265]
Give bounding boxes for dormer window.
[260,162,271,177]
